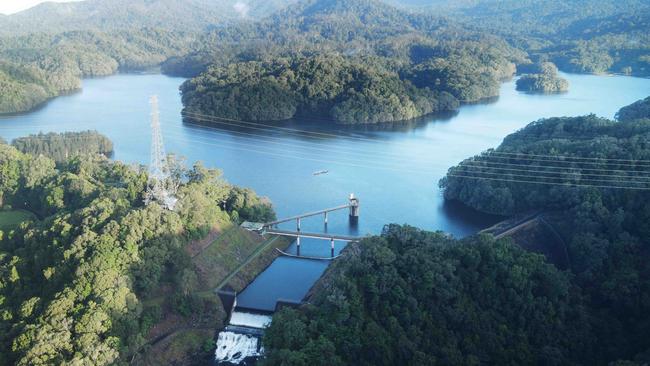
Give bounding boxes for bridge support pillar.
[349,194,359,225]
[324,212,328,226]
[297,217,301,231]
[296,236,301,256]
[331,238,335,257]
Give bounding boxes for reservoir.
[1,72,648,311]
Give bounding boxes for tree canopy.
[11,131,113,162]
[0,140,275,365]
[181,55,463,124]
[616,96,650,122]
[516,62,568,93]
[3,0,648,116]
[439,98,650,363]
[394,0,650,77]
[263,225,591,365]
[178,0,522,124]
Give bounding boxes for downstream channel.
[1,72,648,311]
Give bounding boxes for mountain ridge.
[0,0,299,35]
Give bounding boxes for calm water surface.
[1,72,648,310]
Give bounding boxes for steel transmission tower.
[145,95,177,210]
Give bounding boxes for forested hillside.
[179,0,524,124]
[181,55,461,124]
[0,61,52,114]
[263,225,590,365]
[616,96,650,122]
[0,0,299,115]
[0,0,296,36]
[440,114,650,215]
[393,0,650,76]
[2,0,647,116]
[0,29,198,114]
[0,141,274,365]
[516,62,568,93]
[438,98,650,363]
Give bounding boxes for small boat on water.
[313,170,329,176]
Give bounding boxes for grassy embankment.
[137,222,291,365]
[480,211,570,269]
[0,208,36,231]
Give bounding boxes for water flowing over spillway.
[215,331,262,364]
[215,311,273,364]
[229,312,272,328]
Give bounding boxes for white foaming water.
[229,311,272,328]
[215,331,260,364]
[215,311,272,364]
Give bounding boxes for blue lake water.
[1,72,648,311]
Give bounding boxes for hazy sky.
[0,0,83,15]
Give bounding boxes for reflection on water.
[1,71,649,309]
[440,200,505,230]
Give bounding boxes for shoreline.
[0,67,173,117]
[5,67,647,122]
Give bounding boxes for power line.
[4,127,650,191]
[457,159,650,175]
[445,173,650,191]
[4,120,650,182]
[175,111,650,168]
[454,163,650,181]
[3,110,650,189]
[478,152,650,167]
[158,128,650,189]
[179,110,370,141]
[180,122,650,175]
[453,167,650,185]
[160,117,448,164]
[159,121,650,176]
[485,150,650,164]
[177,109,642,143]
[157,125,650,180]
[157,129,438,175]
[157,126,650,189]
[2,109,645,164]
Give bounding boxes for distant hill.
[0,0,305,114]
[1,0,648,116]
[385,0,649,22]
[0,0,299,35]
[386,0,650,76]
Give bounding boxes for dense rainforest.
[439,99,650,363]
[181,55,466,124]
[262,98,650,365]
[0,138,275,365]
[179,0,523,124]
[173,0,650,124]
[11,131,113,162]
[0,0,297,36]
[0,29,198,114]
[264,225,590,365]
[616,96,650,122]
[0,0,296,115]
[395,0,650,77]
